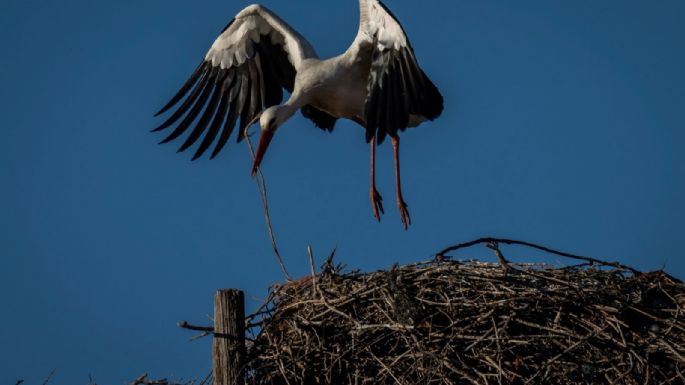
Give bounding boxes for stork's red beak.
[251,129,275,176]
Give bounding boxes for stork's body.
[267,54,372,123]
[297,57,370,119]
[154,1,444,228]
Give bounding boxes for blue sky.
[1,0,684,383]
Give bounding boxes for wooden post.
[213,289,245,385]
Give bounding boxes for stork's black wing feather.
[360,0,443,144]
[153,4,316,160]
[155,38,290,159]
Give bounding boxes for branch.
[177,320,214,332]
[486,240,511,275]
[436,237,639,274]
[177,320,214,341]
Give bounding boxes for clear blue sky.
[1,0,684,383]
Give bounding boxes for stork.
[154,0,443,229]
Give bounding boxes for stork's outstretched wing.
[154,5,317,160]
[354,0,443,144]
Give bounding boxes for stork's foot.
[370,188,385,222]
[397,198,411,230]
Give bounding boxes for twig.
[177,320,214,341]
[41,369,56,385]
[130,373,149,385]
[129,373,172,385]
[197,371,212,385]
[308,245,318,295]
[436,237,640,274]
[486,240,511,275]
[177,320,214,332]
[244,122,292,281]
[524,328,605,384]
[321,246,338,275]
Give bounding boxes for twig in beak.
[243,113,262,141]
[244,114,292,281]
[242,112,274,177]
[251,129,275,177]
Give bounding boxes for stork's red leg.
[370,135,384,222]
[391,136,411,229]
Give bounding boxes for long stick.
[436,237,639,274]
[244,121,292,281]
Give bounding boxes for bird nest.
[244,249,685,384]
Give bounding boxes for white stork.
[154,0,443,229]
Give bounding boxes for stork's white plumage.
[154,0,443,229]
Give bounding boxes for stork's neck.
[284,89,308,110]
[272,97,303,128]
[278,101,299,123]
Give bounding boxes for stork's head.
[251,105,296,176]
[260,105,292,131]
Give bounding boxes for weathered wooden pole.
[212,289,245,385]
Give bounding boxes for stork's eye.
[267,117,276,130]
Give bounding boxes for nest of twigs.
[244,242,685,385]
